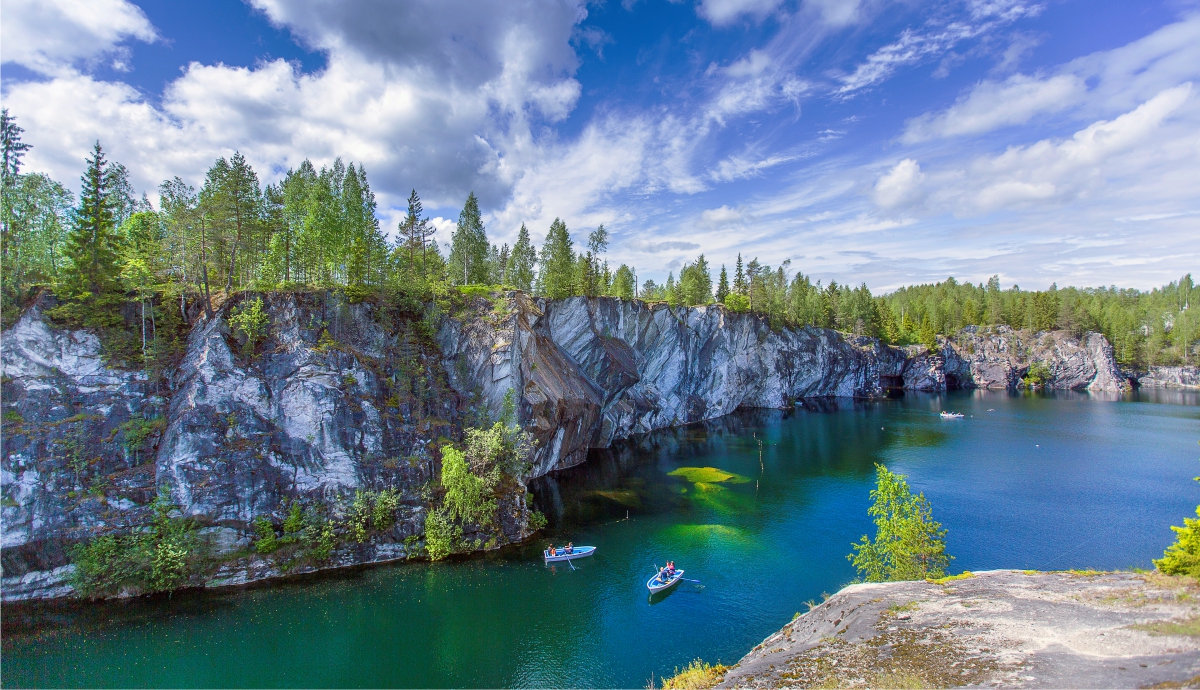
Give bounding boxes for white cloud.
[954,83,1194,212]
[697,0,784,26]
[873,159,925,208]
[902,73,1084,142]
[0,0,156,75]
[699,205,746,226]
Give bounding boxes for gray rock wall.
[1139,365,1200,388]
[2,291,1131,601]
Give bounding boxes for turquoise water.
[4,389,1199,688]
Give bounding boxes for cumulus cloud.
[953,83,1193,212]
[5,0,592,225]
[628,240,702,252]
[902,73,1084,142]
[873,159,925,209]
[0,0,156,75]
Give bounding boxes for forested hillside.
[1,110,1195,370]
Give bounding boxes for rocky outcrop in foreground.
[718,570,1200,689]
[1,292,1133,601]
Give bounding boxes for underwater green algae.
[668,467,751,484]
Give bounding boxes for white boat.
[940,411,964,419]
[647,568,684,593]
[543,546,596,562]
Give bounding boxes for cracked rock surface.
[719,570,1200,689]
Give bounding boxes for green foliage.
[537,218,576,299]
[849,464,951,582]
[70,494,200,598]
[678,254,714,306]
[724,293,750,312]
[254,517,279,554]
[424,508,461,561]
[118,416,166,462]
[1156,475,1200,579]
[1024,361,1052,387]
[229,296,269,356]
[528,510,547,532]
[506,224,538,292]
[346,489,403,543]
[440,445,498,527]
[283,501,305,536]
[448,192,491,285]
[62,143,123,298]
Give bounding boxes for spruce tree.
[538,218,576,299]
[63,142,122,297]
[448,192,490,285]
[733,253,746,295]
[507,223,537,292]
[611,264,635,300]
[716,265,729,303]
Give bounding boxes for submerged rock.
[719,570,1200,689]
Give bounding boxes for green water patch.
[892,427,949,448]
[589,489,642,508]
[668,467,752,484]
[660,523,754,549]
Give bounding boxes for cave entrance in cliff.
[880,375,905,397]
[945,373,961,390]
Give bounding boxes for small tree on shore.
[1155,475,1200,578]
[849,464,951,582]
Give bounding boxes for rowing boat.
[646,568,684,593]
[940,411,964,419]
[543,546,596,562]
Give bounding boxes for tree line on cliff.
[2,111,1196,370]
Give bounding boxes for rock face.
[1,303,163,596]
[719,570,1200,689]
[1,291,1131,601]
[926,326,1129,392]
[1138,365,1200,389]
[439,296,906,475]
[1,292,530,601]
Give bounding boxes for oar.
[681,578,701,583]
[568,556,576,571]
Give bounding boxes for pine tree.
[679,254,713,306]
[63,142,122,297]
[507,223,537,292]
[733,253,746,295]
[716,265,729,303]
[398,189,425,274]
[448,192,490,285]
[199,152,263,292]
[538,218,576,299]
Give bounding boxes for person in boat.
[548,544,556,557]
[565,542,573,554]
[665,561,675,577]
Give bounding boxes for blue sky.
[2,0,1197,290]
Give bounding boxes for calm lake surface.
[5,389,1199,688]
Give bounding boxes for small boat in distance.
[940,411,964,419]
[647,568,685,593]
[543,546,596,562]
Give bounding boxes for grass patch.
[1133,617,1200,637]
[658,659,729,689]
[927,571,974,585]
[668,466,751,484]
[888,600,921,614]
